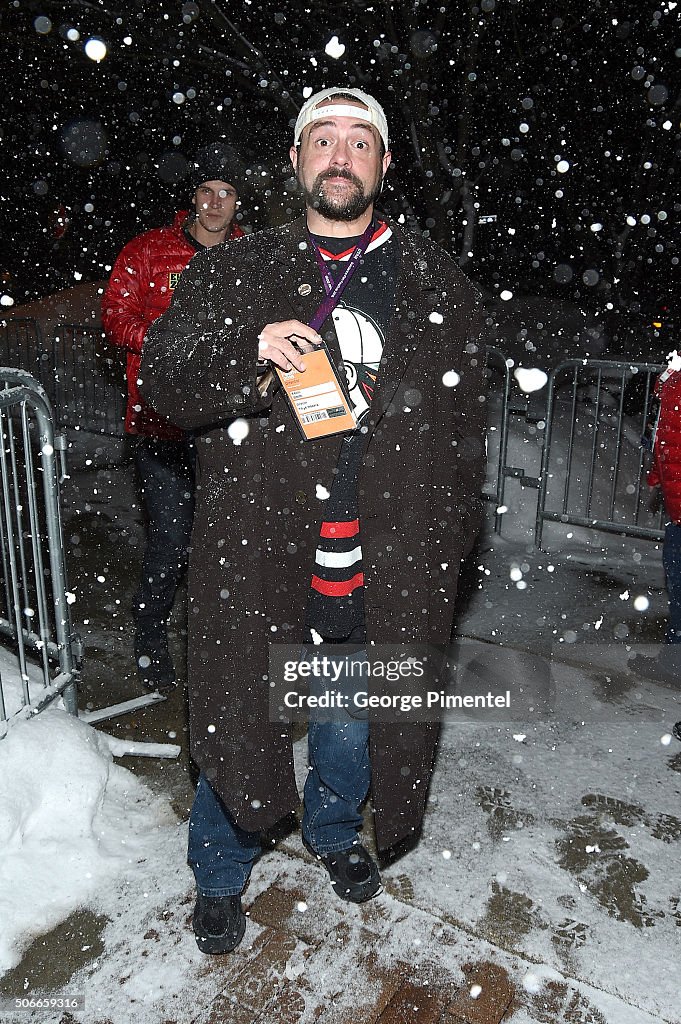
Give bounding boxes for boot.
[134,618,176,692]
[193,894,246,954]
[305,840,381,903]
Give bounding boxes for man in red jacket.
[638,350,681,737]
[102,143,244,690]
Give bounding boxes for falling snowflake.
[228,419,249,445]
[514,368,548,393]
[325,35,345,59]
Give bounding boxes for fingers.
[257,321,322,373]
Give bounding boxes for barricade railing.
[0,317,49,384]
[1,318,126,439]
[535,359,666,549]
[482,346,512,534]
[51,324,126,437]
[0,367,82,731]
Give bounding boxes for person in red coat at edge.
[637,350,681,740]
[102,143,244,690]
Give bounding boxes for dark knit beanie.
[189,142,240,190]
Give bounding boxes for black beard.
[301,169,382,222]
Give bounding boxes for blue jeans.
[187,643,371,896]
[663,522,681,644]
[132,436,195,624]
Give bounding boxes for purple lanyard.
[307,221,376,332]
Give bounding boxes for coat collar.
[267,214,436,288]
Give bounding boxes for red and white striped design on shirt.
[311,519,364,597]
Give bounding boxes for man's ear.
[289,145,298,174]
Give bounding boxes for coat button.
[295,490,307,504]
[298,283,312,296]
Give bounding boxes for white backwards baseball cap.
[294,87,390,150]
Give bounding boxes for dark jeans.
[132,435,196,624]
[187,631,371,896]
[663,522,681,644]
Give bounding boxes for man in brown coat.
[141,88,486,953]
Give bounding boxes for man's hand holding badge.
[257,320,321,373]
[256,320,358,440]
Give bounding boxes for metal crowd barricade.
[535,359,666,549]
[51,324,126,437]
[0,367,81,730]
[482,346,512,534]
[1,317,126,438]
[0,316,49,384]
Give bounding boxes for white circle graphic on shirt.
[332,304,383,422]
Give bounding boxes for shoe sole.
[194,912,246,954]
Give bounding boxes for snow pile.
[0,654,48,724]
[0,695,176,974]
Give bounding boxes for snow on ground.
[0,658,50,725]
[406,711,680,1019]
[0,671,177,977]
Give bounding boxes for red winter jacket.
[102,211,244,438]
[647,367,681,524]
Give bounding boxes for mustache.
[316,168,363,189]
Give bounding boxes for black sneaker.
[192,893,246,954]
[672,722,681,743]
[134,623,176,692]
[308,842,382,904]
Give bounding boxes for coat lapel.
[366,224,441,432]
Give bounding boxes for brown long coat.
[140,216,486,850]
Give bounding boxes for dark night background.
[0,0,678,357]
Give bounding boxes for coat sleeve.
[101,234,151,354]
[138,249,269,430]
[433,283,487,561]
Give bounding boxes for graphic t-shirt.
[305,221,398,639]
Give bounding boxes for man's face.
[290,102,391,222]
[193,180,237,233]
